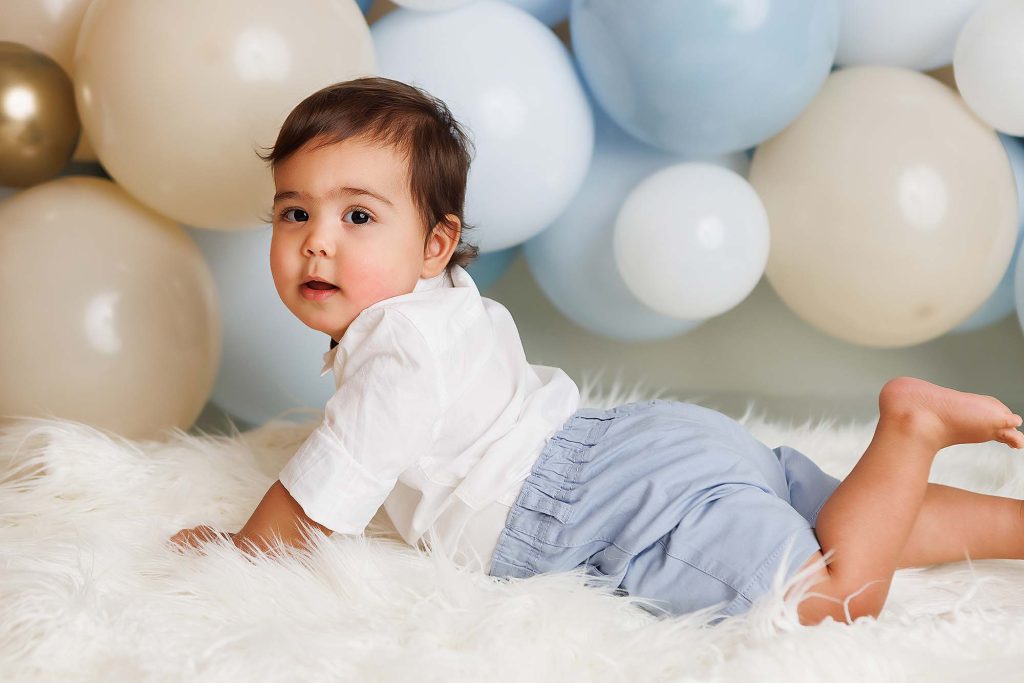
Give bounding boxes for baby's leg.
[894,482,1024,568]
[787,377,1024,626]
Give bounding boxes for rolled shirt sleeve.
[279,308,442,535]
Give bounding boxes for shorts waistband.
[554,399,668,446]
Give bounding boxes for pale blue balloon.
[955,134,1024,333]
[466,246,520,293]
[523,103,749,342]
[502,0,569,25]
[570,0,840,156]
[185,225,335,427]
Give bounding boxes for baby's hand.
[168,524,236,553]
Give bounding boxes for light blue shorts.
[488,399,842,622]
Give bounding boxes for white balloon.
[954,0,1024,136]
[613,163,770,320]
[371,0,593,252]
[836,0,985,71]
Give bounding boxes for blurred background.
[2,0,1024,440]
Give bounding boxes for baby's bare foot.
[878,376,1024,450]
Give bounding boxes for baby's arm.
[233,480,334,556]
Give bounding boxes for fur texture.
[3,377,1024,681]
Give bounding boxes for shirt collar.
[319,267,459,376]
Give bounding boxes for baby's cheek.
[346,262,407,308]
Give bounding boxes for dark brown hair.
[257,76,480,276]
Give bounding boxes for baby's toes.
[996,428,1024,449]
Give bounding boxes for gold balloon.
[0,41,80,187]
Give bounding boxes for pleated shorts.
[487,399,842,622]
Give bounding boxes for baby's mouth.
[304,281,337,290]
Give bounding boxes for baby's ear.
[423,216,459,268]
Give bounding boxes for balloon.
[523,104,748,342]
[0,0,98,162]
[835,0,984,71]
[356,0,375,13]
[185,224,334,428]
[372,0,593,252]
[465,246,520,293]
[953,0,1024,136]
[504,0,570,25]
[73,0,375,229]
[392,0,476,9]
[0,177,220,440]
[569,0,839,156]
[749,66,1018,348]
[613,163,770,320]
[952,134,1024,333]
[0,42,80,187]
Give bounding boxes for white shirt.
[278,264,581,573]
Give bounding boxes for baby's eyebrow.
[273,186,394,208]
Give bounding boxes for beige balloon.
[0,0,98,162]
[749,66,1018,348]
[73,0,376,229]
[0,176,221,440]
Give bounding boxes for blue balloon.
[465,246,520,293]
[570,0,839,156]
[356,0,374,15]
[523,103,748,342]
[956,134,1024,333]
[185,225,335,428]
[502,0,570,26]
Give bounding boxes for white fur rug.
[4,380,1024,681]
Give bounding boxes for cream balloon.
[613,163,770,320]
[73,0,375,229]
[0,176,221,440]
[0,0,98,161]
[749,66,1017,348]
[953,0,1024,136]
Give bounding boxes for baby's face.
[269,134,429,342]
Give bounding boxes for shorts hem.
[720,527,822,618]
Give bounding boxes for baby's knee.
[789,564,887,626]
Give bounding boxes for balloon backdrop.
[6,0,1024,437]
[749,66,1018,348]
[0,177,220,440]
[953,134,1024,333]
[524,103,749,343]
[372,0,594,252]
[835,0,984,71]
[613,163,770,321]
[0,42,80,187]
[73,0,375,229]
[954,0,1024,136]
[570,0,839,156]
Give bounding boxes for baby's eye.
[344,208,374,226]
[280,208,308,222]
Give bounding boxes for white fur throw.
[4,380,1024,681]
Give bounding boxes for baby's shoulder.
[387,291,491,355]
